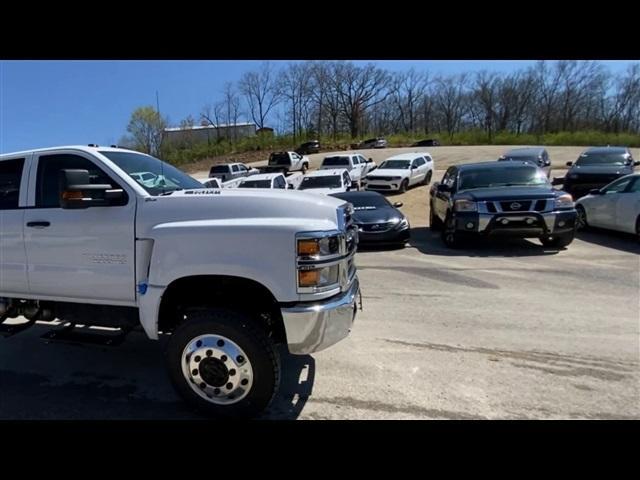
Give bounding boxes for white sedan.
[575,173,640,240]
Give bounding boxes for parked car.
[499,147,552,178]
[295,140,320,155]
[237,173,289,189]
[263,151,309,174]
[358,137,388,149]
[575,173,640,241]
[411,139,440,147]
[330,191,410,247]
[319,153,374,187]
[0,145,360,419]
[298,169,354,195]
[362,153,433,193]
[429,161,577,248]
[195,177,223,189]
[208,162,259,182]
[563,146,638,199]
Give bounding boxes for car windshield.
[500,156,540,165]
[322,156,350,167]
[298,175,342,190]
[99,151,203,195]
[334,194,389,209]
[269,153,290,166]
[379,160,410,170]
[238,180,271,188]
[575,153,628,166]
[459,166,549,190]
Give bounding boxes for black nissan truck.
[429,161,577,248]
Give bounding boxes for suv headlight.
[554,193,574,209]
[454,199,477,212]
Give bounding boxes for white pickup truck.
[263,151,310,174]
[0,145,361,418]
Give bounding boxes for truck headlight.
[297,236,340,258]
[298,265,340,288]
[454,199,477,212]
[554,193,574,209]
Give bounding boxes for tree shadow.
[408,226,564,258]
[576,229,640,255]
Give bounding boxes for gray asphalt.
[1,223,638,420]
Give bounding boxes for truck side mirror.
[566,161,573,167]
[59,169,123,209]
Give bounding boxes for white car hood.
[366,169,410,178]
[136,188,345,237]
[298,187,348,196]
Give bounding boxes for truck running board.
[41,323,132,347]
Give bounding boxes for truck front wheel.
[165,309,280,419]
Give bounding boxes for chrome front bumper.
[281,277,361,355]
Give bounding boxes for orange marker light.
[298,269,320,287]
[297,239,319,256]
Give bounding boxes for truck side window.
[232,165,240,172]
[0,158,25,210]
[36,154,125,208]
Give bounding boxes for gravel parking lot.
[1,146,638,420]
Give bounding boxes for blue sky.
[1,60,637,154]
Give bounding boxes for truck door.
[23,151,137,303]
[0,156,30,295]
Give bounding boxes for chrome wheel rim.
[181,334,254,405]
[576,208,587,230]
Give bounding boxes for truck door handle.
[26,221,51,228]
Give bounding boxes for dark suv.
[563,146,638,199]
[295,140,320,155]
[429,161,577,248]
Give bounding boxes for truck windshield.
[269,153,290,166]
[99,151,203,195]
[459,166,549,190]
[322,157,350,167]
[298,176,342,190]
[238,180,272,188]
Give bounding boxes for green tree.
[125,106,167,155]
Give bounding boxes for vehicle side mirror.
[59,169,123,209]
[589,188,604,195]
[566,161,573,167]
[393,202,403,208]
[367,158,373,163]
[436,183,451,193]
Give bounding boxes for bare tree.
[433,74,469,138]
[238,62,282,129]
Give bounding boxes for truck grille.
[499,201,532,212]
[485,199,550,213]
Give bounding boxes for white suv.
[363,152,434,193]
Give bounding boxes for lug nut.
[206,350,213,357]
[241,379,248,386]
[217,339,225,347]
[226,382,233,390]
[229,369,236,376]
[236,355,244,363]
[214,388,221,395]
[221,355,227,362]
[199,382,206,389]
[192,369,198,376]
[194,355,201,363]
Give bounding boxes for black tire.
[441,213,462,248]
[165,309,280,419]
[423,171,432,186]
[429,202,443,231]
[540,231,575,248]
[301,163,308,174]
[575,205,589,231]
[399,179,409,193]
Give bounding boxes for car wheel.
[165,308,280,419]
[429,203,443,231]
[539,232,575,249]
[441,213,461,248]
[399,179,409,193]
[301,163,308,174]
[423,171,432,185]
[575,205,589,231]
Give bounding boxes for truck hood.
[569,164,631,175]
[136,188,346,237]
[456,186,558,201]
[298,187,348,196]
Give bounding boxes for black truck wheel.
[441,213,462,248]
[165,309,280,419]
[429,203,443,231]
